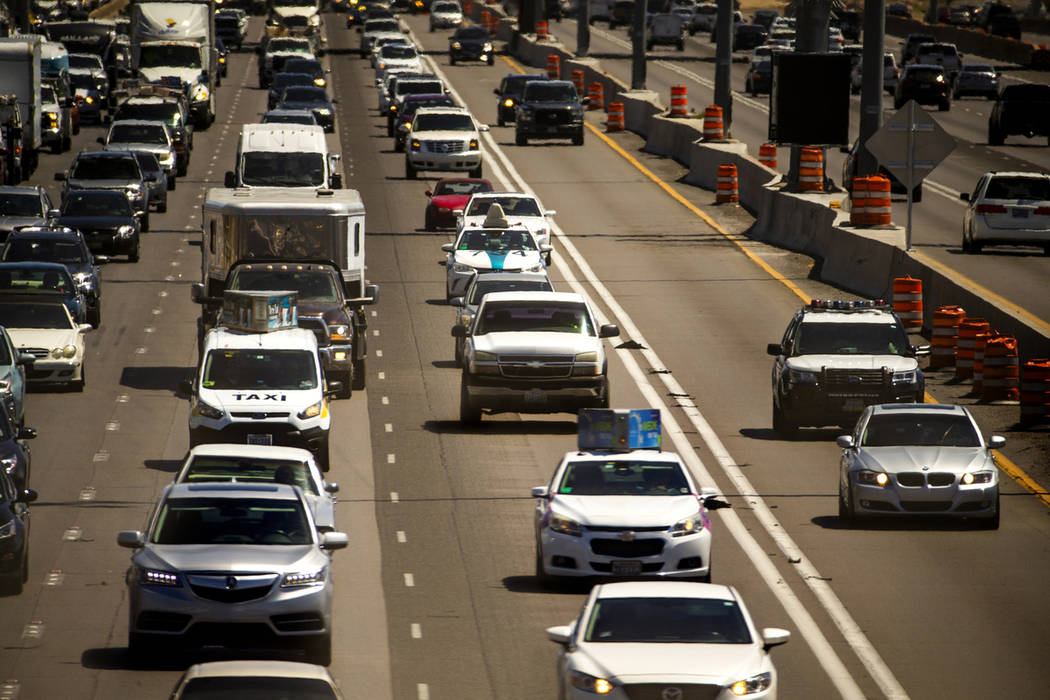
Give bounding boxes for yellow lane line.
[501,55,1050,509]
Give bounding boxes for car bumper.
[451,48,492,61]
[189,421,328,452]
[407,151,482,172]
[971,220,1050,246]
[850,480,999,518]
[84,231,138,254]
[539,527,711,579]
[517,119,584,139]
[780,384,924,427]
[318,345,354,374]
[26,359,82,384]
[463,375,606,412]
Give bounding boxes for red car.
[424,178,493,230]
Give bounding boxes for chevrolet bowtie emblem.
[661,688,683,700]
[618,531,636,541]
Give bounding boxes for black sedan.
[449,26,494,65]
[0,466,36,595]
[55,190,140,263]
[0,226,105,327]
[268,72,318,111]
[494,73,549,126]
[277,86,338,132]
[745,59,772,96]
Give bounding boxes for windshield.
[68,55,103,70]
[62,191,134,216]
[466,196,541,217]
[468,277,552,304]
[434,179,492,196]
[268,38,311,52]
[231,269,339,303]
[794,321,909,355]
[0,302,72,329]
[176,677,338,699]
[151,496,312,545]
[274,73,315,90]
[860,413,980,447]
[70,73,102,90]
[457,229,535,251]
[116,103,180,127]
[134,153,161,174]
[399,81,443,96]
[475,302,594,335]
[2,239,86,265]
[456,26,489,39]
[523,83,578,102]
[70,157,140,180]
[281,87,327,103]
[41,86,57,104]
[139,44,201,69]
[556,460,690,496]
[502,75,546,95]
[0,194,42,217]
[414,113,473,131]
[585,597,752,644]
[381,44,417,59]
[182,457,319,495]
[984,176,1050,200]
[1003,84,1050,100]
[240,152,325,187]
[284,59,323,75]
[109,123,167,145]
[202,349,318,390]
[433,2,460,10]
[402,97,453,116]
[262,113,316,125]
[365,20,400,32]
[0,265,72,294]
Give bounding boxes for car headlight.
[503,98,515,107]
[51,345,76,359]
[961,471,994,485]
[192,398,225,420]
[857,470,889,487]
[118,225,136,237]
[193,86,209,102]
[281,566,327,588]
[314,77,326,87]
[85,95,95,104]
[892,369,918,385]
[297,400,323,419]
[451,41,462,50]
[410,139,421,151]
[452,263,474,273]
[0,456,17,475]
[569,670,613,694]
[329,324,350,341]
[309,14,320,25]
[575,351,597,362]
[138,567,182,587]
[729,671,772,696]
[549,514,582,537]
[0,519,15,539]
[483,42,493,51]
[469,138,479,150]
[671,510,704,537]
[787,367,817,385]
[473,350,498,362]
[378,62,386,70]
[73,271,92,285]
[316,107,331,115]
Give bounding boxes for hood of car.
[551,495,700,527]
[140,543,320,572]
[451,249,542,271]
[273,6,318,18]
[58,214,136,228]
[579,642,764,686]
[855,446,990,474]
[280,100,330,111]
[67,177,140,189]
[430,194,471,209]
[0,216,47,233]
[138,66,202,85]
[463,214,545,232]
[8,327,80,349]
[203,388,322,413]
[473,331,597,355]
[786,355,917,372]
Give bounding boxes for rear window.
[1002,84,1050,100]
[984,176,1050,201]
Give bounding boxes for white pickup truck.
[452,291,619,423]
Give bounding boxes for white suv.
[405,106,487,180]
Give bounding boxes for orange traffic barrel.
[758,143,777,169]
[486,11,499,33]
[670,85,688,116]
[480,9,491,32]
[546,53,560,79]
[850,176,870,226]
[571,69,584,96]
[606,101,624,132]
[982,334,1020,403]
[716,164,739,204]
[955,317,990,379]
[892,275,922,329]
[702,105,723,140]
[971,329,993,396]
[866,175,892,225]
[535,19,549,39]
[587,82,603,110]
[930,305,966,369]
[798,147,824,192]
[463,0,473,15]
[1020,358,1050,425]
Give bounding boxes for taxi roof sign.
[577,409,661,451]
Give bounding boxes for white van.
[225,123,342,189]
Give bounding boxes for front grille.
[500,354,572,363]
[622,684,722,700]
[590,561,664,573]
[190,584,272,603]
[423,139,465,154]
[271,612,325,632]
[898,473,925,487]
[187,573,278,603]
[585,525,667,533]
[230,411,290,419]
[823,368,888,394]
[536,109,571,125]
[928,473,955,487]
[898,473,956,487]
[901,500,952,512]
[591,539,664,557]
[501,363,572,378]
[21,347,49,359]
[137,611,191,632]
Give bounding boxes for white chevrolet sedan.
[532,449,716,583]
[547,581,789,699]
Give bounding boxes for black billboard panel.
[769,53,851,146]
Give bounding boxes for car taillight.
[976,204,1007,214]
[1034,206,1050,215]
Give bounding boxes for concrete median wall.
[885,16,1037,67]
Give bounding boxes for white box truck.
[0,37,43,181]
[225,124,342,190]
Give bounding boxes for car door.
[771,314,799,396]
[1,330,25,421]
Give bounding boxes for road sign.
[865,100,956,187]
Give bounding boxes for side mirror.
[959,192,970,202]
[836,435,855,449]
[190,283,204,304]
[493,88,501,95]
[766,343,783,356]
[477,124,489,132]
[325,380,344,397]
[762,627,791,651]
[425,190,434,197]
[17,488,38,504]
[545,625,573,646]
[117,530,145,548]
[441,243,454,253]
[96,136,106,144]
[324,482,340,494]
[581,96,591,105]
[987,435,1006,449]
[398,123,410,132]
[545,209,557,217]
[599,324,620,338]
[17,426,37,440]
[177,379,194,396]
[78,323,93,333]
[320,531,349,550]
[531,485,549,498]
[539,244,553,254]
[449,296,465,307]
[365,283,380,305]
[95,255,110,264]
[224,171,236,188]
[452,209,464,217]
[331,173,343,189]
[54,172,67,181]
[451,325,467,338]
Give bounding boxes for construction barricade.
[463,0,473,14]
[535,20,549,39]
[670,85,688,116]
[850,177,870,226]
[546,53,560,79]
[930,305,966,369]
[971,329,993,396]
[716,164,738,204]
[484,11,498,34]
[892,275,922,330]
[571,69,584,96]
[798,147,824,192]
[587,82,603,110]
[982,335,1020,403]
[606,102,624,132]
[758,143,777,169]
[866,175,892,225]
[1020,359,1050,425]
[956,318,990,379]
[702,105,723,140]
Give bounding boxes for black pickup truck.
[514,80,586,146]
[988,84,1050,146]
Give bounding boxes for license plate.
[1012,208,1030,218]
[842,398,865,412]
[523,389,546,403]
[247,433,273,445]
[611,560,642,576]
[545,125,559,133]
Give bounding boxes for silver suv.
[118,482,348,666]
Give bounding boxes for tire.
[597,376,610,408]
[497,114,505,127]
[167,176,175,191]
[62,135,72,151]
[939,100,950,112]
[534,546,554,586]
[88,305,101,329]
[386,119,394,137]
[772,401,798,439]
[129,237,140,263]
[51,140,63,155]
[157,198,167,213]
[315,436,330,472]
[141,214,150,233]
[469,164,482,178]
[352,357,366,390]
[459,379,481,424]
[838,482,855,525]
[1043,244,1050,257]
[487,54,494,66]
[405,161,417,179]
[177,162,187,177]
[394,139,404,153]
[74,363,86,392]
[572,131,583,146]
[449,55,456,65]
[545,251,553,266]
[677,41,685,51]
[962,232,973,253]
[336,371,352,399]
[515,131,527,146]
[988,124,1004,146]
[454,337,463,367]
[425,209,435,231]
[980,493,1000,530]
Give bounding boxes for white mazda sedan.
[547,581,789,699]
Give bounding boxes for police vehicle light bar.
[578,409,661,451]
[808,299,889,310]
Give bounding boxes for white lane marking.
[135,347,148,355]
[105,421,119,431]
[158,290,168,297]
[44,571,64,587]
[411,623,422,639]
[404,573,415,587]
[387,453,396,464]
[417,684,429,700]
[412,34,907,700]
[378,371,386,380]
[92,451,109,462]
[376,349,384,357]
[117,394,129,403]
[21,622,44,640]
[396,530,407,543]
[382,396,389,405]
[144,327,155,334]
[62,527,81,542]
[79,487,96,502]
[385,423,393,432]
[0,680,21,700]
[390,492,400,503]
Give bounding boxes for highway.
[0,9,1048,699]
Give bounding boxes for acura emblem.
[661,688,683,700]
[922,465,930,471]
[225,576,238,590]
[618,531,636,542]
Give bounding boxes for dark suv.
[111,94,192,176]
[988,83,1050,146]
[515,80,586,146]
[894,64,951,111]
[449,25,494,65]
[55,151,152,231]
[494,73,549,126]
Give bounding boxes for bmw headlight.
[671,510,704,536]
[787,367,818,385]
[297,400,323,419]
[569,670,613,694]
[138,567,182,587]
[857,470,889,487]
[192,398,224,420]
[961,471,994,485]
[729,671,772,696]
[549,514,582,537]
[281,566,327,588]
[117,225,136,238]
[892,369,918,385]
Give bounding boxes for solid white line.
[411,623,422,639]
[417,683,429,700]
[396,530,407,543]
[411,28,906,700]
[404,573,415,587]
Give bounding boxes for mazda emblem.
[661,688,683,700]
[225,576,238,590]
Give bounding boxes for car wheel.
[1043,244,1050,257]
[425,209,435,231]
[939,100,950,111]
[497,114,505,127]
[839,482,855,525]
[62,135,72,151]
[470,164,483,179]
[772,401,798,439]
[352,357,366,390]
[177,162,187,177]
[336,371,352,399]
[460,378,481,424]
[51,140,63,155]
[386,119,394,137]
[315,436,330,473]
[677,40,685,51]
[128,632,166,668]
[894,99,903,109]
[454,337,464,367]
[487,54,495,66]
[394,139,404,152]
[962,232,973,253]
[572,131,584,146]
[988,125,1004,146]
[516,131,527,146]
[979,492,1000,530]
[74,363,85,392]
[88,306,101,329]
[405,160,417,179]
[534,546,555,586]
[20,543,28,584]
[449,55,456,65]
[167,176,175,191]
[129,237,141,263]
[157,198,167,213]
[545,251,553,266]
[141,213,150,233]
[597,376,610,408]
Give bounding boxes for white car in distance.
[0,301,91,390]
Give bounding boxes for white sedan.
[456,191,556,264]
[172,444,339,531]
[547,581,789,699]
[961,171,1050,255]
[373,42,422,81]
[0,301,91,390]
[532,449,718,582]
